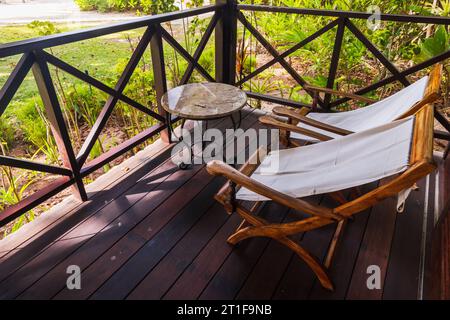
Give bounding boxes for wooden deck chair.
[206,104,435,291]
[260,64,442,147]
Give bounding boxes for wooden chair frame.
[259,64,443,148]
[206,104,436,291]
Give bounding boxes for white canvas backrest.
[291,76,429,141]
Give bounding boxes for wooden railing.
[1,0,450,227]
[0,3,228,226]
[236,3,450,110]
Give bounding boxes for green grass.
[0,24,146,103]
[0,22,213,102]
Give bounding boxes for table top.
[161,82,247,120]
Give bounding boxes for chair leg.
[227,215,334,291]
[228,226,334,291]
[280,129,290,147]
[233,202,263,233]
[227,225,258,245]
[235,219,247,233]
[324,220,347,269]
[275,235,334,291]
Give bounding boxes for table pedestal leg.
[171,110,243,170]
[179,119,206,170]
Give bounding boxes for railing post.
[31,50,87,201]
[150,24,170,143]
[215,0,238,85]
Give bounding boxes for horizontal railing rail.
[235,3,450,111]
[238,4,450,24]
[0,4,222,59]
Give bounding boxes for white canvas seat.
[290,76,428,142]
[237,117,415,210]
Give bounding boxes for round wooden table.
[161,82,247,169]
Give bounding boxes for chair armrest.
[259,115,333,141]
[303,84,377,104]
[425,63,443,99]
[206,160,342,220]
[272,106,353,136]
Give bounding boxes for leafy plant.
[0,117,14,147]
[27,20,61,36]
[13,99,59,163]
[287,85,313,105]
[75,0,178,14]
[243,72,280,108]
[415,25,450,61]
[0,143,38,235]
[198,46,215,75]
[415,25,450,108]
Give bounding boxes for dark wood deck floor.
[0,107,448,300]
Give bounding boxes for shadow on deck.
[0,107,448,300]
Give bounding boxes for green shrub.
[0,118,14,147]
[27,20,61,36]
[198,46,215,75]
[66,84,106,126]
[75,0,178,14]
[415,25,450,63]
[75,0,111,12]
[13,98,59,163]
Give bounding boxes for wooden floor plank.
[308,185,374,299]
[436,156,445,225]
[309,213,371,299]
[382,178,427,299]
[444,155,450,207]
[438,155,450,299]
[271,196,335,300]
[52,110,261,300]
[18,164,209,299]
[126,202,230,299]
[423,172,437,299]
[0,111,228,262]
[0,146,174,279]
[88,177,224,299]
[236,197,325,300]
[162,214,242,300]
[10,109,258,299]
[0,141,173,260]
[2,158,189,299]
[272,225,336,299]
[234,210,301,300]
[126,122,269,300]
[199,202,290,300]
[345,179,398,300]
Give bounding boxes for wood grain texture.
[259,115,333,142]
[272,106,353,136]
[303,84,376,104]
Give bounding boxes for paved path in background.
[0,0,135,26]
